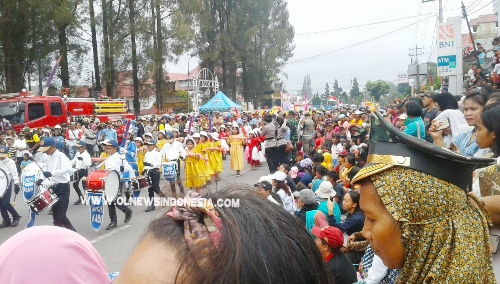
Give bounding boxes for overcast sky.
[167,0,496,95]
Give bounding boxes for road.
[0,159,270,273]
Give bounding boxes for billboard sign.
[436,23,459,76]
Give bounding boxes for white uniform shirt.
[0,158,19,185]
[70,150,92,170]
[105,152,136,179]
[66,128,82,147]
[144,149,162,170]
[13,139,28,158]
[44,150,72,186]
[160,141,186,161]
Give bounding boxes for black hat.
[254,181,272,191]
[352,111,496,190]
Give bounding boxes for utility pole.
[37,42,42,95]
[462,1,481,67]
[409,45,424,95]
[423,0,443,23]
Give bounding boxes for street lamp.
[187,54,196,113]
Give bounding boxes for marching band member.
[0,146,21,228]
[102,140,133,230]
[159,131,185,195]
[71,140,92,205]
[156,130,166,151]
[143,132,153,143]
[143,139,163,212]
[37,137,76,231]
[125,132,138,177]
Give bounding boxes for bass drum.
[86,170,121,201]
[0,169,10,199]
[21,162,49,201]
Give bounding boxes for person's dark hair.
[147,189,332,283]
[481,85,493,96]
[464,91,488,107]
[406,97,423,108]
[434,92,459,111]
[346,155,356,166]
[332,134,340,141]
[488,92,500,104]
[263,114,272,123]
[480,103,500,157]
[347,190,361,212]
[453,95,463,102]
[281,163,290,172]
[315,165,327,176]
[275,180,292,196]
[327,170,339,181]
[276,116,284,126]
[357,149,368,164]
[405,100,423,117]
[312,153,324,163]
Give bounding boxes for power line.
[294,8,461,38]
[286,14,435,66]
[412,0,424,48]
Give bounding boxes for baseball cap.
[55,141,65,152]
[164,131,174,142]
[254,181,272,191]
[311,226,344,249]
[102,140,119,149]
[270,171,287,182]
[23,126,30,132]
[38,137,56,152]
[316,181,334,199]
[298,189,317,205]
[144,132,153,138]
[145,139,156,146]
[0,146,8,158]
[76,140,86,148]
[354,110,362,115]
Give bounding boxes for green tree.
[321,83,329,104]
[365,80,390,102]
[350,77,361,98]
[312,94,321,106]
[332,78,343,98]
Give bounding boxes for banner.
[22,173,37,228]
[88,192,104,232]
[281,93,293,111]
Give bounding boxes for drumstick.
[11,194,16,206]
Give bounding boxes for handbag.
[285,142,294,153]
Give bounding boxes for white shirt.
[104,152,136,179]
[13,139,28,158]
[70,150,92,170]
[276,188,297,214]
[267,195,281,206]
[44,150,72,186]
[160,141,186,161]
[144,149,162,170]
[0,158,19,185]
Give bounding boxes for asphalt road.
[0,159,271,273]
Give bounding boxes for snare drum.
[21,162,47,201]
[86,170,120,201]
[0,169,9,199]
[28,189,59,214]
[162,162,177,182]
[132,177,150,191]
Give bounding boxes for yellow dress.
[156,139,166,173]
[228,135,244,171]
[208,140,223,174]
[137,146,146,175]
[195,141,211,181]
[184,149,205,188]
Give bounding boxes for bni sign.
[436,23,457,76]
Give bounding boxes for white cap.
[211,132,219,141]
[192,133,201,139]
[54,125,62,129]
[316,181,334,199]
[354,110,363,115]
[199,131,208,137]
[144,132,153,137]
[270,171,287,182]
[399,114,408,120]
[134,137,143,142]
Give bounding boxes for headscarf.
[321,152,333,171]
[0,226,110,283]
[371,167,494,283]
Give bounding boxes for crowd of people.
[0,85,499,283]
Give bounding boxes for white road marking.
[90,225,132,244]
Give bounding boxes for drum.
[132,177,150,191]
[86,170,120,201]
[162,162,177,182]
[28,189,58,214]
[0,169,9,199]
[21,162,48,201]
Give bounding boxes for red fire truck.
[0,91,135,133]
